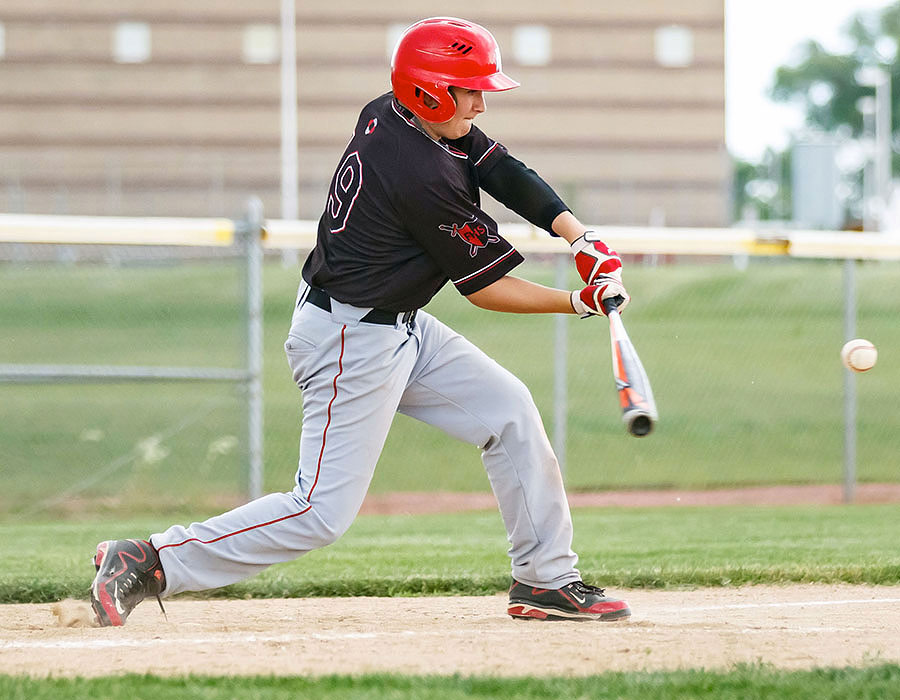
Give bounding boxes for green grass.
[3,665,900,699]
[2,257,900,516]
[3,503,898,694]
[2,505,898,604]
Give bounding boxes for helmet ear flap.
[395,82,457,123]
[413,84,457,123]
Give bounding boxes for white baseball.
[841,338,877,372]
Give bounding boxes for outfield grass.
[1,505,898,604]
[3,665,900,700]
[2,257,900,516]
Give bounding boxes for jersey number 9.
[328,152,363,234]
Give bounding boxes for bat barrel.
[625,411,654,437]
[602,296,658,438]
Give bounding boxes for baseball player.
[90,17,631,625]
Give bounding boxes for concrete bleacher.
[1,0,727,225]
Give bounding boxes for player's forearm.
[465,275,575,314]
[550,211,590,245]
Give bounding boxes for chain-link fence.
[359,254,900,497]
[0,210,266,519]
[0,254,249,517]
[2,220,898,520]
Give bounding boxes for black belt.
[305,287,417,326]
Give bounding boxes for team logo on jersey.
[438,216,499,257]
[365,118,378,135]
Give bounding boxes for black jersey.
[302,93,525,312]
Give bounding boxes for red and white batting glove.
[571,231,623,285]
[570,277,630,317]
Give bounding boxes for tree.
[734,3,900,224]
[732,150,791,222]
[771,4,900,138]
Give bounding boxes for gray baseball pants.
[151,282,580,596]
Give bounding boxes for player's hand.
[571,231,623,285]
[570,276,630,317]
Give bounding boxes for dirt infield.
[359,483,900,514]
[2,585,899,677]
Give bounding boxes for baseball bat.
[602,298,658,437]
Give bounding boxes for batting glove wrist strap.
[571,231,623,285]
[571,277,630,318]
[570,289,591,318]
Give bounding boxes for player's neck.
[416,117,444,143]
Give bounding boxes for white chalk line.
[740,627,874,634]
[0,630,416,650]
[655,597,900,613]
[2,597,898,651]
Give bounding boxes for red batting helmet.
[391,17,520,124]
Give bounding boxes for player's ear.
[414,88,440,110]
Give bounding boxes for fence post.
[242,197,265,500]
[842,258,857,504]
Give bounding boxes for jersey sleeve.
[392,163,524,296]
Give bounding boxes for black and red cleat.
[90,539,167,627]
[507,579,631,621]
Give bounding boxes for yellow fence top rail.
[263,220,900,260]
[4,213,900,260]
[0,213,235,247]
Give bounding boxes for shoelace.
[570,581,606,597]
[155,594,168,621]
[114,562,168,620]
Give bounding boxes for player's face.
[423,87,486,141]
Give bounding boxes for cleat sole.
[508,602,631,621]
